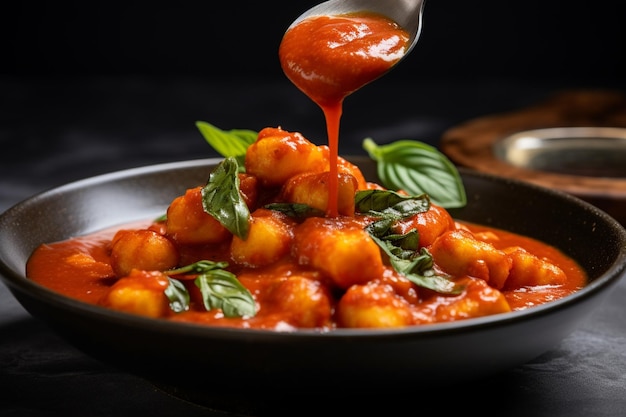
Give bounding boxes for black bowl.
[1,157,625,414]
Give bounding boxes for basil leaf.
[196,121,257,158]
[359,191,461,295]
[363,138,466,208]
[381,229,420,255]
[264,202,325,220]
[165,260,256,318]
[201,157,250,239]
[166,260,230,276]
[366,224,461,294]
[355,189,430,218]
[196,122,257,171]
[404,269,462,294]
[165,278,190,313]
[195,270,257,318]
[389,247,461,294]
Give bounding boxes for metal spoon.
[287,0,426,57]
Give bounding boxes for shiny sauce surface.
[279,12,409,216]
[26,215,587,330]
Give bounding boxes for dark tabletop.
[2,1,626,415]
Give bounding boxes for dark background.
[2,0,625,207]
[4,0,626,83]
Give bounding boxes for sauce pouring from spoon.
[279,0,426,217]
[287,0,425,57]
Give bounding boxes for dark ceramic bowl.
[1,157,625,414]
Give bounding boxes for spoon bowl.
[287,0,426,56]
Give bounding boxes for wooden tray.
[441,89,626,225]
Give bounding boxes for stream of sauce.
[279,12,410,216]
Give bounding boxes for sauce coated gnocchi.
[26,127,587,331]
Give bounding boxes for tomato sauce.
[26,216,587,330]
[279,12,410,216]
[458,223,587,310]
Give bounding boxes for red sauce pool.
[26,219,587,328]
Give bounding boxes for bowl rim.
[1,157,625,340]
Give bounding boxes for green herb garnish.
[354,188,430,217]
[165,260,256,318]
[356,189,462,294]
[164,277,190,313]
[201,157,250,239]
[195,122,466,208]
[263,202,326,220]
[362,138,466,208]
[196,121,256,169]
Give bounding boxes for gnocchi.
[26,126,588,330]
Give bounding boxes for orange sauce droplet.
[279,12,410,216]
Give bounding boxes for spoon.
[287,0,426,57]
